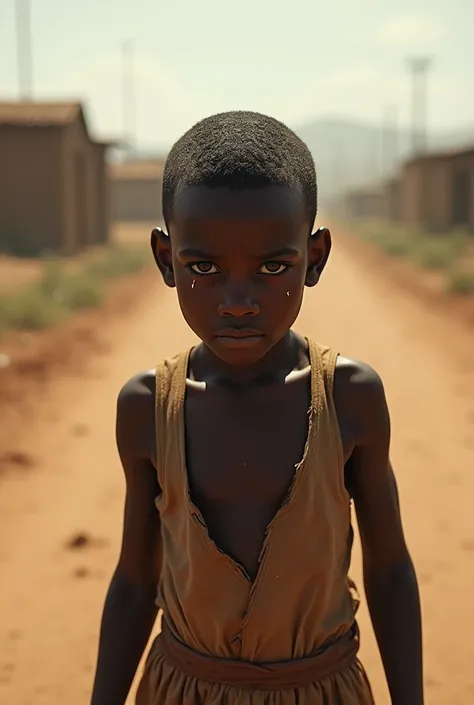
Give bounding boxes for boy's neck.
[189,331,310,389]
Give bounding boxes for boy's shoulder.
[335,355,384,394]
[311,339,384,399]
[117,344,190,418]
[117,369,156,424]
[333,354,388,439]
[119,368,156,399]
[116,370,157,463]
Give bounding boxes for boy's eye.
[259,262,289,275]
[189,262,219,275]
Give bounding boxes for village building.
[0,101,113,256]
[109,159,164,223]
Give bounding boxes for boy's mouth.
[214,328,265,349]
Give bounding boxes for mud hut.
[0,101,113,255]
[109,159,164,223]
[401,146,474,233]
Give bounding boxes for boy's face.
[152,184,330,366]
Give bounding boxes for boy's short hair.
[162,111,317,227]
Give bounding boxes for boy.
[90,111,423,704]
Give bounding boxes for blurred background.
[0,2,473,705]
[1,0,474,271]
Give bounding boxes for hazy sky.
[1,0,473,150]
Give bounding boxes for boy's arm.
[90,374,161,705]
[344,362,423,705]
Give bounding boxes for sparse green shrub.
[0,245,149,336]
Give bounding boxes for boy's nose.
[218,292,259,317]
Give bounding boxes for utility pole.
[16,0,33,100]
[332,137,346,219]
[367,131,377,184]
[122,40,136,160]
[381,104,399,176]
[391,105,399,168]
[407,56,432,157]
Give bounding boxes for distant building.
[0,101,114,256]
[400,146,474,233]
[109,159,164,223]
[383,176,402,222]
[344,186,385,220]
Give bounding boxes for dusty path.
[0,237,473,705]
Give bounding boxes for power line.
[16,0,33,100]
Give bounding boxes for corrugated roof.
[109,160,165,180]
[0,101,82,127]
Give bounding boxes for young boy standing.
[90,111,423,704]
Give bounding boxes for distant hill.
[294,116,474,204]
[117,116,474,206]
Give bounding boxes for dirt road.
[0,236,473,705]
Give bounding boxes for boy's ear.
[305,226,331,287]
[151,227,175,288]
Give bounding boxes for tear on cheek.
[286,291,290,296]
[191,280,195,289]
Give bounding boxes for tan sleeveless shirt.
[153,339,359,663]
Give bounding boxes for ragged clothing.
[136,340,374,704]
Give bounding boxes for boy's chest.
[183,381,312,504]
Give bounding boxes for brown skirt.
[136,622,375,704]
